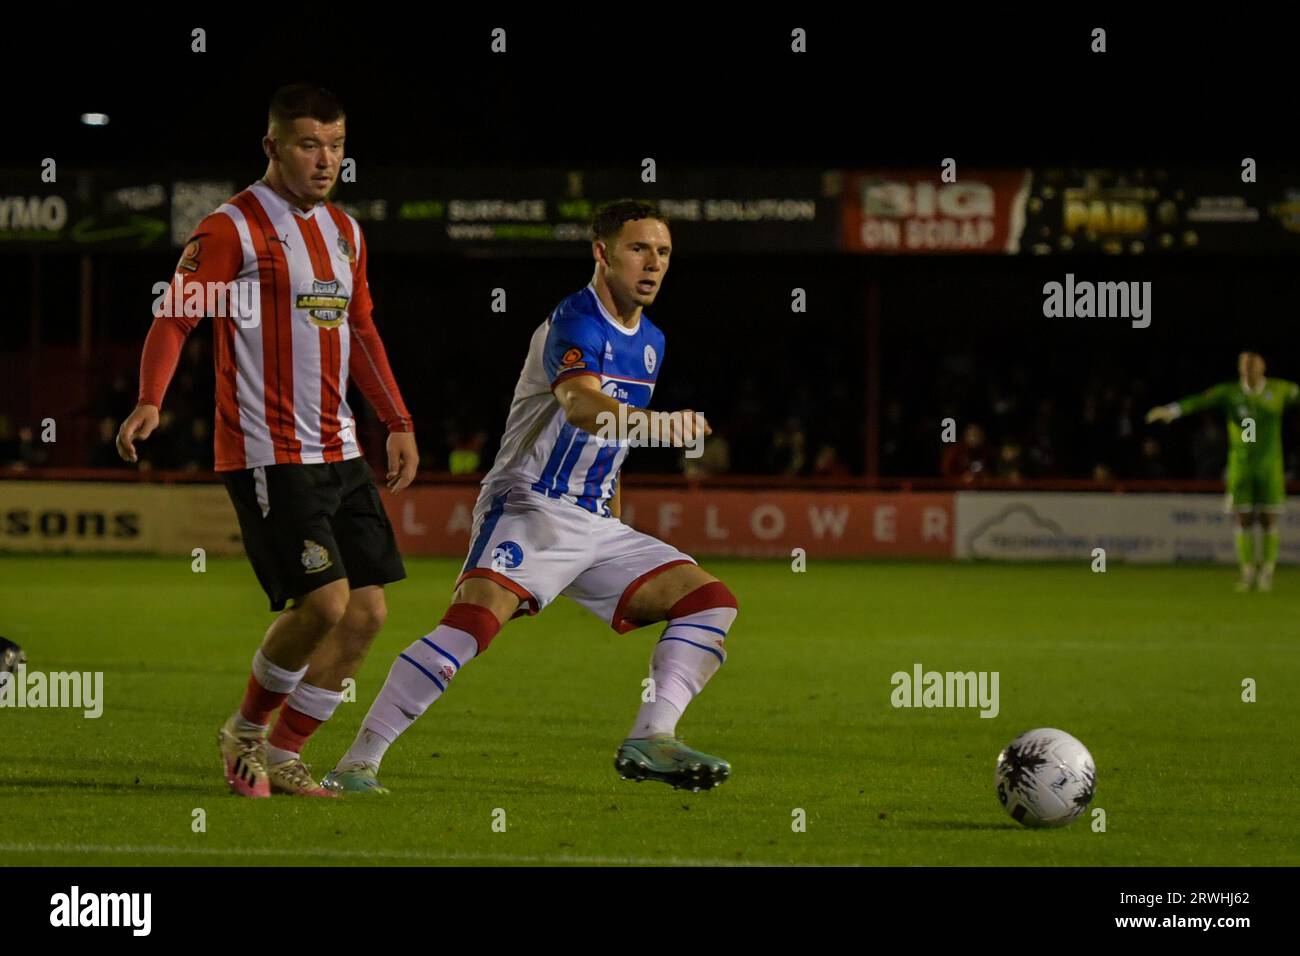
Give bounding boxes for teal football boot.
[321,764,390,795]
[615,734,731,791]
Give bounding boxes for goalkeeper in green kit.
[1147,352,1299,591]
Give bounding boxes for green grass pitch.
[1,555,1296,866]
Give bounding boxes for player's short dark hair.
[268,83,345,130]
[591,200,669,242]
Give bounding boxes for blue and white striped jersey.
[479,284,666,517]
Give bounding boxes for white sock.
[230,713,267,736]
[288,681,346,721]
[337,627,479,772]
[629,606,736,739]
[265,683,345,764]
[265,744,297,765]
[230,650,308,736]
[251,648,308,693]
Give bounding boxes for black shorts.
[222,458,406,612]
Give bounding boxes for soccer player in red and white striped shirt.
[116,84,418,798]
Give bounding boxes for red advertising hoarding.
[841,169,1031,254]
[383,487,954,559]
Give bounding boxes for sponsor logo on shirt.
[297,279,349,329]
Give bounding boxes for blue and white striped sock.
[629,606,736,739]
[338,626,479,771]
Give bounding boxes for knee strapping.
[440,602,503,655]
[667,581,739,619]
[660,582,738,666]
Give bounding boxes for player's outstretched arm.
[554,374,638,433]
[1147,384,1230,424]
[553,375,711,446]
[1145,403,1179,425]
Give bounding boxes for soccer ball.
[995,728,1096,828]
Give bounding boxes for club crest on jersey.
[301,539,333,573]
[177,239,200,273]
[490,541,524,571]
[337,234,356,264]
[297,279,349,329]
[643,344,657,373]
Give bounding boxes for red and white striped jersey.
[139,180,412,471]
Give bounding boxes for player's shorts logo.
[644,344,657,373]
[490,541,524,571]
[301,539,333,574]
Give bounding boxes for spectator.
[995,441,1024,483]
[449,431,486,475]
[811,443,850,478]
[768,417,807,476]
[11,426,50,470]
[683,432,731,478]
[1136,436,1167,479]
[941,423,993,483]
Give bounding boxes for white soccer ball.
[995,728,1096,828]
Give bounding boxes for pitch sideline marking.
[0,842,825,867]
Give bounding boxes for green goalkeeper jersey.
[1176,378,1300,471]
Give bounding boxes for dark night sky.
[9,13,1295,172]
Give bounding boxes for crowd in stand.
[4,340,1290,484]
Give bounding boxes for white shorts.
[456,485,696,632]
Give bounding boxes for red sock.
[239,673,289,726]
[267,705,324,755]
